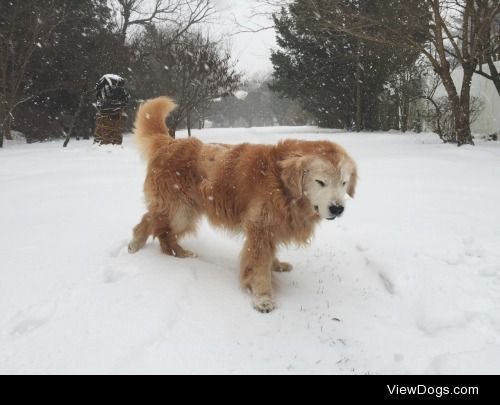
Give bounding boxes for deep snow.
[1,127,499,375]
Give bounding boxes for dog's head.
[279,141,357,221]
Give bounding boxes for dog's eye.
[316,180,326,187]
[342,181,347,187]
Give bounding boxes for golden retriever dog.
[128,97,358,313]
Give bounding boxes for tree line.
[0,0,240,146]
[269,0,499,145]
[1,0,498,148]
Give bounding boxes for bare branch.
[114,0,215,41]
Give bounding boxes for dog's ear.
[348,164,358,198]
[279,155,308,199]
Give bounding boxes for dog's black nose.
[329,205,344,217]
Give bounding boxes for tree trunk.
[3,115,13,140]
[454,104,474,146]
[380,101,389,131]
[120,9,131,44]
[394,94,401,131]
[169,126,176,139]
[187,110,192,137]
[355,53,362,132]
[4,120,12,140]
[456,66,475,146]
[63,92,86,148]
[439,66,474,146]
[0,109,4,148]
[400,96,409,133]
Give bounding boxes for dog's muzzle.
[327,204,344,220]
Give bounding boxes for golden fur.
[129,97,358,313]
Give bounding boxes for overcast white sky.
[210,0,277,77]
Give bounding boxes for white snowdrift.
[1,127,499,375]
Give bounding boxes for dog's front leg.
[240,228,276,313]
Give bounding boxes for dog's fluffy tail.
[134,96,177,160]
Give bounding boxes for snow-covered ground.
[1,127,500,375]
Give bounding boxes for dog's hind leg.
[128,213,153,254]
[157,229,196,258]
[155,204,199,259]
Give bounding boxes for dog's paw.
[253,296,276,314]
[128,241,143,254]
[273,261,293,273]
[177,250,198,259]
[176,249,197,259]
[162,245,197,259]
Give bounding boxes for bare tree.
[230,0,279,34]
[170,34,240,136]
[426,0,499,145]
[112,0,215,42]
[131,27,241,137]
